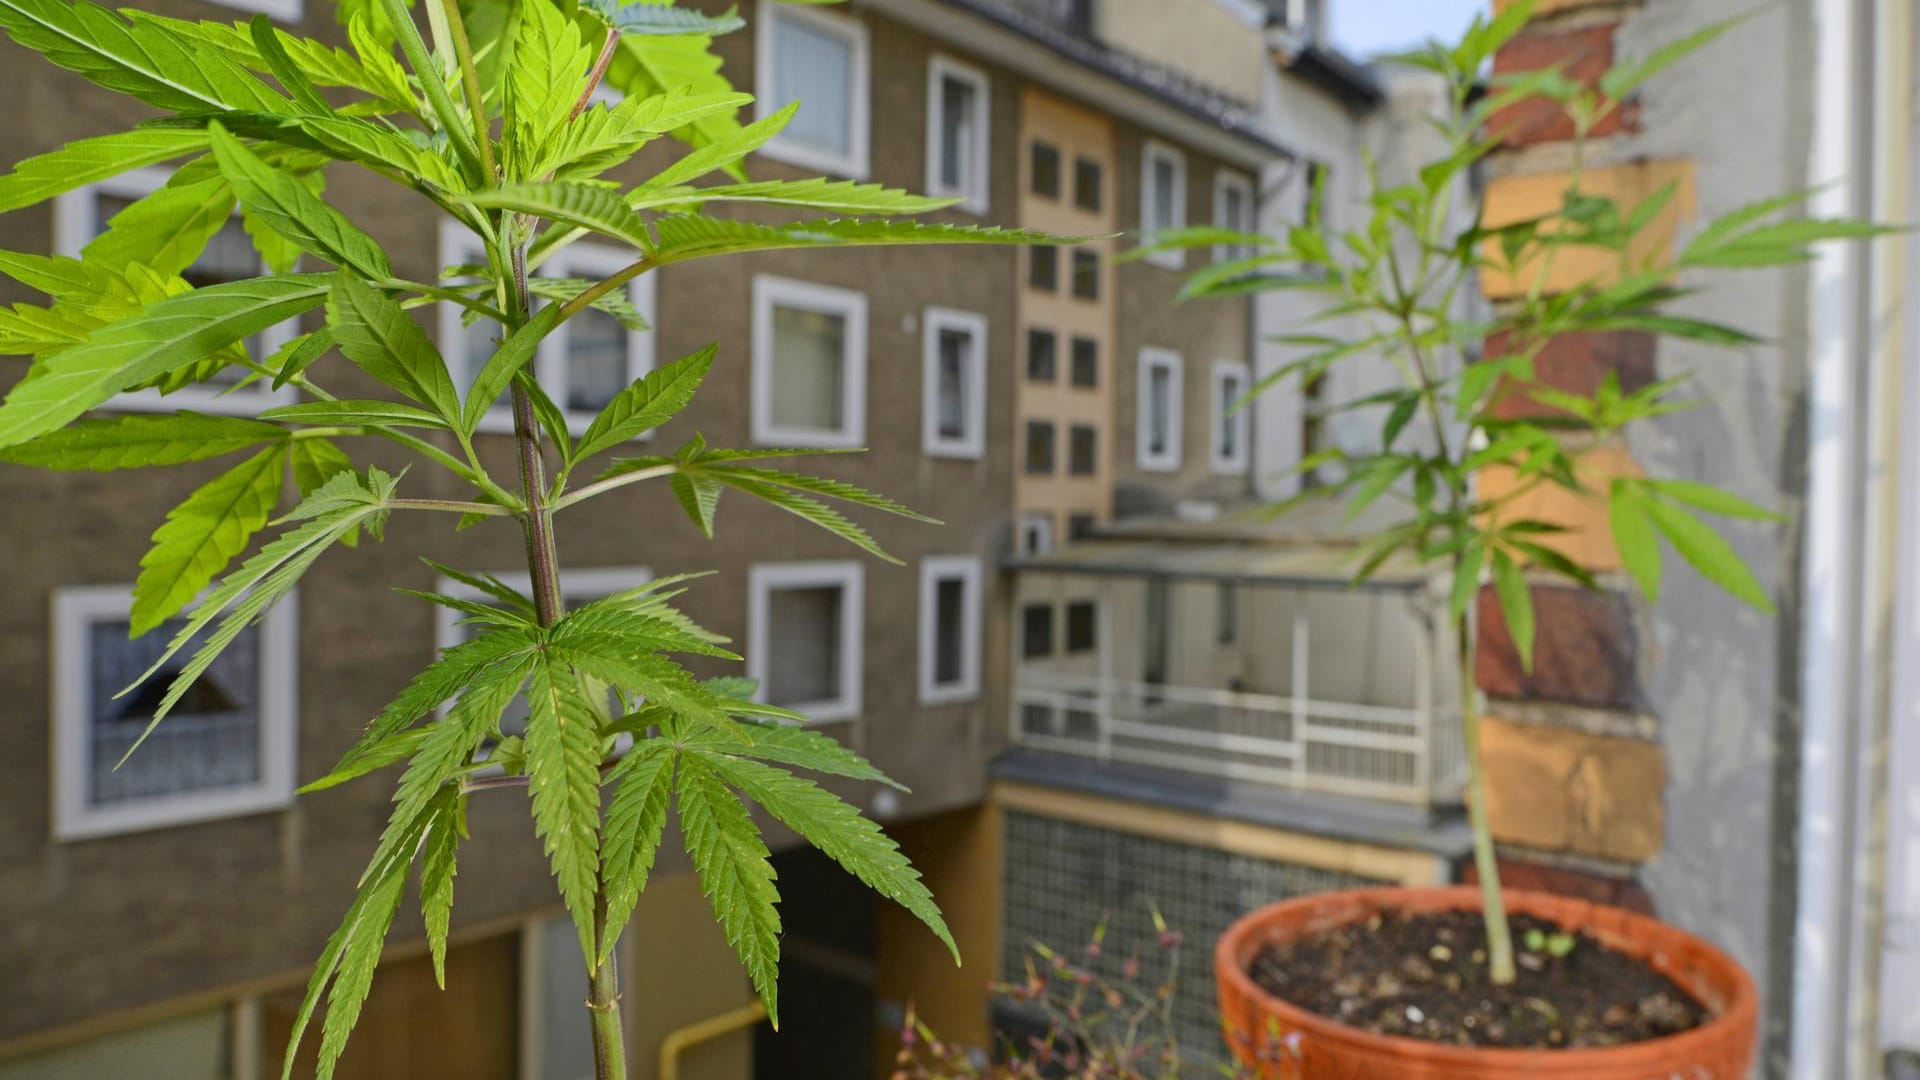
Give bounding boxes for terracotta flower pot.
[1215,886,1758,1080]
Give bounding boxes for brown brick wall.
[1490,23,1638,147]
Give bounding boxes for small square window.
[1021,604,1055,659]
[53,586,296,840]
[923,308,988,459]
[1026,420,1057,474]
[750,562,865,723]
[1031,141,1062,198]
[758,1,871,178]
[1074,157,1104,212]
[1027,328,1059,382]
[1068,513,1098,541]
[920,557,983,703]
[1070,248,1100,301]
[1029,246,1059,292]
[1065,600,1097,653]
[1069,424,1098,476]
[752,275,868,448]
[1070,337,1099,388]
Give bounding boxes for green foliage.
[0,0,1057,1074]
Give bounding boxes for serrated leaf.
[209,124,391,279]
[83,173,235,281]
[509,0,594,169]
[704,470,896,562]
[326,272,460,422]
[0,0,290,115]
[420,789,466,989]
[463,305,559,434]
[702,753,955,964]
[298,726,426,793]
[1642,498,1774,612]
[629,177,954,216]
[1449,541,1483,625]
[262,399,454,430]
[326,626,542,778]
[579,0,743,36]
[649,213,1061,264]
[675,754,782,1026]
[526,651,607,968]
[669,472,721,537]
[465,181,654,251]
[573,344,713,461]
[598,741,675,964]
[1491,550,1536,672]
[0,411,286,470]
[0,274,330,450]
[289,437,354,499]
[689,720,905,790]
[131,444,287,635]
[0,128,208,214]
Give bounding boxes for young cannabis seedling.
[0,0,1057,1076]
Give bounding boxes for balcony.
[1009,536,1465,808]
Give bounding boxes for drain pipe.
[657,1001,767,1080]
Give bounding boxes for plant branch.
[571,29,622,122]
[550,464,674,512]
[438,0,497,183]
[374,0,485,183]
[1455,610,1516,985]
[390,497,513,516]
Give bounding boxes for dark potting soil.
[1246,909,1707,1050]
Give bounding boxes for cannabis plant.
[0,0,1049,1076]
[1137,1,1890,986]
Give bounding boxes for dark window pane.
[1069,424,1097,476]
[1070,337,1099,387]
[1031,142,1061,198]
[88,615,261,806]
[1065,601,1096,653]
[1021,604,1055,659]
[1027,328,1058,381]
[937,328,972,440]
[939,75,978,192]
[1071,248,1100,300]
[934,576,966,685]
[1074,157,1103,212]
[1025,420,1056,474]
[1029,246,1059,292]
[1068,513,1097,540]
[1216,582,1238,645]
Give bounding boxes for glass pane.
[1074,158,1103,211]
[1071,337,1098,387]
[1027,328,1057,381]
[1025,421,1055,474]
[1071,248,1100,300]
[1028,246,1058,291]
[1021,604,1054,659]
[934,577,966,685]
[88,616,260,806]
[767,586,843,706]
[937,328,970,440]
[771,305,847,431]
[1151,158,1178,232]
[566,307,628,413]
[1066,601,1096,652]
[0,1009,227,1080]
[773,16,853,155]
[1148,367,1172,455]
[939,75,976,191]
[1069,425,1096,476]
[1031,142,1061,198]
[536,916,596,1080]
[1219,375,1241,456]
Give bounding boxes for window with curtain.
[772,16,854,157]
[767,585,845,707]
[771,305,848,432]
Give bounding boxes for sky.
[1330,0,1487,58]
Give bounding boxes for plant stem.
[1454,611,1516,985]
[589,898,628,1080]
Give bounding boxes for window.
[1301,160,1328,226]
[1026,420,1057,474]
[1021,604,1055,659]
[1211,360,1252,474]
[1140,139,1188,269]
[1027,328,1059,381]
[1030,141,1062,198]
[756,0,870,177]
[52,585,296,841]
[923,308,988,458]
[1070,336,1099,388]
[1302,367,1329,489]
[56,168,298,416]
[1069,424,1098,476]
[919,557,983,703]
[0,1008,232,1079]
[1137,348,1184,472]
[1068,513,1097,540]
[1216,583,1239,645]
[927,56,990,214]
[751,275,867,448]
[211,0,299,18]
[1070,248,1101,301]
[1214,170,1257,263]
[1065,600,1097,654]
[1029,246,1059,292]
[439,228,659,436]
[749,562,864,723]
[522,915,595,1080]
[1020,514,1054,555]
[1073,157,1104,212]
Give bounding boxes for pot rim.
[1214,884,1760,1067]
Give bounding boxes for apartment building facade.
[0,0,1391,1077]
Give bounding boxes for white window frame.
[1137,347,1185,472]
[755,0,872,179]
[1213,170,1257,263]
[925,54,991,215]
[1140,139,1189,270]
[207,0,301,23]
[51,585,298,842]
[922,307,988,459]
[748,561,865,725]
[439,226,660,437]
[919,556,984,705]
[1210,359,1253,474]
[55,168,299,417]
[1020,513,1054,556]
[751,275,868,448]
